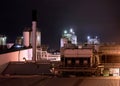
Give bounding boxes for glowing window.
[83,60,88,65]
[67,60,72,64]
[75,60,79,64]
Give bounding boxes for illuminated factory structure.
[1,24,120,76]
[87,36,100,44]
[0,10,60,74]
[60,29,77,48]
[53,29,120,76]
[0,11,120,76]
[59,30,99,75]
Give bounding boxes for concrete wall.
[0,48,32,73]
[19,49,32,61]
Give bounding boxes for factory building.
[61,48,94,67]
[60,34,100,67]
[57,31,99,75]
[58,33,120,76]
[1,9,120,76]
[59,40,120,76]
[60,29,77,48]
[99,44,120,63]
[98,44,120,76]
[87,36,100,45]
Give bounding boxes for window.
[83,60,88,65]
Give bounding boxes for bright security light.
[95,36,98,39]
[16,45,22,48]
[70,28,73,33]
[64,30,67,34]
[87,36,90,39]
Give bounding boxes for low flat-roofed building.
[98,44,120,76]
[0,48,32,73]
[99,44,120,63]
[61,48,94,67]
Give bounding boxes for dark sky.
[0,0,120,49]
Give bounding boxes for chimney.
[32,10,37,61]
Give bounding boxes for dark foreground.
[0,75,120,86]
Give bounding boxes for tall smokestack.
[32,10,37,61]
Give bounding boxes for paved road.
[0,75,120,86]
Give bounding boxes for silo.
[23,27,31,47]
[15,36,23,45]
[0,35,7,50]
[36,31,41,47]
[60,37,68,47]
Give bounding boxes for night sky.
[0,0,120,49]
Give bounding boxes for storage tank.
[60,37,68,47]
[36,30,41,47]
[15,36,23,45]
[23,27,31,47]
[0,35,7,50]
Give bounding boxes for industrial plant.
[0,11,120,77]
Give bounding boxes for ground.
[0,75,120,86]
